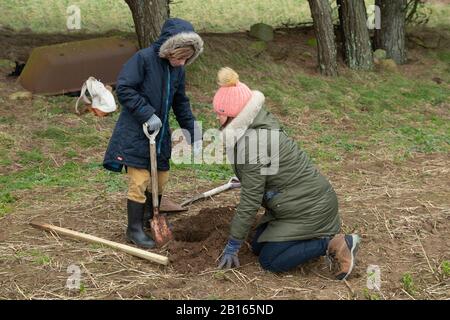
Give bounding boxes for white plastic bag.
[75,77,117,114]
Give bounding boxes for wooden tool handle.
[203,183,233,197]
[30,221,169,265]
[149,138,159,211]
[143,123,160,212]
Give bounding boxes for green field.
[1,0,449,33]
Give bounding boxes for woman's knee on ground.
[257,238,328,273]
[251,223,268,256]
[257,245,298,273]
[258,254,295,273]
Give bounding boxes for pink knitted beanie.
[213,67,252,118]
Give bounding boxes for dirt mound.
[167,206,256,274]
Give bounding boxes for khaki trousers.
[127,167,169,204]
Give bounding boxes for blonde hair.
[217,67,239,87]
[166,46,195,60]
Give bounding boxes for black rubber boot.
[143,192,162,228]
[126,199,155,249]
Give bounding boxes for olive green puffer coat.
[223,91,341,243]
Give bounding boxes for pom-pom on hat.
[213,67,252,118]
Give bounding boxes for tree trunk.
[375,0,407,64]
[307,0,338,76]
[337,0,374,70]
[125,0,170,49]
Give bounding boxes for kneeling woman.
[213,68,360,280]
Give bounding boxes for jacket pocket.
[263,191,282,210]
[123,133,149,159]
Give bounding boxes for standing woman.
[214,67,360,280]
[103,18,203,249]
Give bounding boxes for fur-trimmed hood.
[154,18,204,65]
[222,90,266,150]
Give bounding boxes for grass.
[401,272,416,295]
[436,51,450,65]
[17,149,45,165]
[187,42,449,164]
[15,249,51,266]
[2,23,448,215]
[0,158,127,209]
[171,162,234,182]
[0,192,17,217]
[0,0,312,33]
[1,0,448,34]
[440,260,450,278]
[79,282,86,294]
[0,0,133,33]
[425,1,450,29]
[363,288,381,300]
[191,37,448,164]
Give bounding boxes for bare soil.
[168,206,256,274]
[0,27,448,300]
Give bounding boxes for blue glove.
[192,140,202,158]
[218,237,243,269]
[145,114,162,132]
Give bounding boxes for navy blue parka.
[103,18,204,172]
